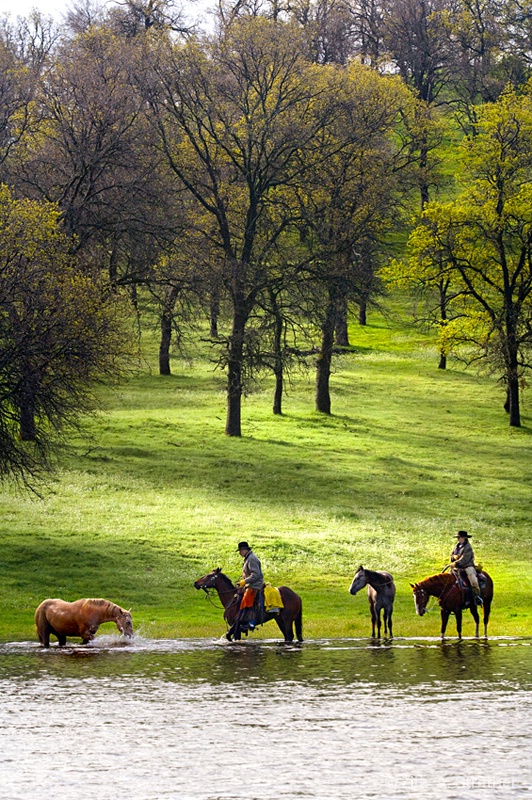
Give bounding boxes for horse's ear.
[127,608,132,613]
[216,567,221,573]
[409,583,415,588]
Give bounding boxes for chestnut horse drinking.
[35,598,133,647]
[410,571,493,639]
[194,568,303,643]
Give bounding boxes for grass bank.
[1,302,531,642]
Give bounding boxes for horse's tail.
[295,602,303,643]
[34,602,51,647]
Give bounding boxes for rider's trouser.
[465,566,481,596]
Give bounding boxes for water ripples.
[0,637,531,799]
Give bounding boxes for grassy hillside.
[1,300,530,642]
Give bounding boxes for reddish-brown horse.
[194,568,303,643]
[410,571,493,639]
[35,598,134,647]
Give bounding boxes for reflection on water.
[0,637,531,800]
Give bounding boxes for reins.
[419,574,461,612]
[201,582,240,613]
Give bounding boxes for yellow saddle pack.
[263,583,284,613]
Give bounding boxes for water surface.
[1,636,530,799]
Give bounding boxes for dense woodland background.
[1,0,532,638]
[1,0,532,477]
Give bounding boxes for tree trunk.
[225,306,248,436]
[17,366,39,440]
[419,129,430,210]
[505,311,521,426]
[315,295,336,414]
[507,363,520,427]
[437,280,448,369]
[109,241,119,284]
[334,292,350,346]
[272,296,284,415]
[19,389,37,441]
[273,365,283,415]
[358,298,367,326]
[159,285,180,376]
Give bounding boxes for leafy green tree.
[12,22,175,287]
[0,185,132,481]
[145,17,339,435]
[0,12,56,178]
[407,85,532,426]
[294,64,416,413]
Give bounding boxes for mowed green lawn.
[1,302,530,642]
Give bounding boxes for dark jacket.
[451,539,475,569]
[241,550,264,589]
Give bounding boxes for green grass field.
[1,299,530,642]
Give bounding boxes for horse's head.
[117,608,134,637]
[194,568,223,592]
[349,566,366,596]
[410,583,429,616]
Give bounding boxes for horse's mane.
[215,571,235,589]
[86,598,112,606]
[85,598,125,612]
[417,573,455,588]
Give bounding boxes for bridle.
[414,575,459,613]
[199,574,240,613]
[413,585,436,614]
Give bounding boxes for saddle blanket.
[264,584,284,613]
[455,570,486,592]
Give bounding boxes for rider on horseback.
[226,541,264,640]
[450,531,483,606]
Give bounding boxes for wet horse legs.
[369,597,381,638]
[383,607,393,638]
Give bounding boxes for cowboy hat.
[236,541,251,551]
[454,530,471,538]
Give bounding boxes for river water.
[0,636,531,800]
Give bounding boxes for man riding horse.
[226,541,264,640]
[449,530,483,606]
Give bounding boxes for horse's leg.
[40,623,51,648]
[386,606,393,639]
[294,607,303,643]
[279,611,294,642]
[376,607,382,639]
[79,624,97,644]
[483,600,491,639]
[469,605,480,638]
[274,614,288,641]
[35,608,51,648]
[57,633,67,647]
[455,608,463,639]
[441,610,450,639]
[369,598,377,637]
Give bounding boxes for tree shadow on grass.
[62,410,531,527]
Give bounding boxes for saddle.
[453,569,486,606]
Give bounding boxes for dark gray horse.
[349,565,396,638]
